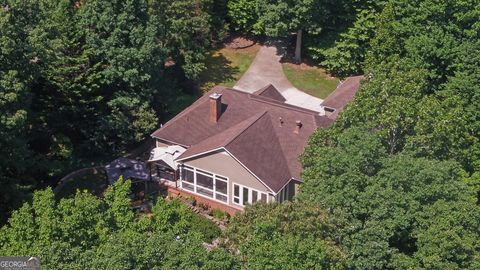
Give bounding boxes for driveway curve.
[233,42,324,112]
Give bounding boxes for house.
[320,75,364,119]
[148,80,360,214]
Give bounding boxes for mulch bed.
[223,37,255,49]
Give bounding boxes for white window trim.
[180,165,229,205]
[232,182,269,207]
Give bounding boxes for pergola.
[105,157,151,191]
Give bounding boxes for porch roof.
[148,145,186,169]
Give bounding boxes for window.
[242,187,249,206]
[277,183,292,203]
[215,179,228,195]
[180,165,228,203]
[233,185,240,204]
[233,183,268,206]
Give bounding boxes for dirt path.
[233,41,324,112]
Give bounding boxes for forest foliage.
[1,0,480,269]
[0,180,237,269]
[227,0,480,269]
[297,0,480,269]
[0,0,228,223]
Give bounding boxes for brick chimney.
[294,120,302,134]
[209,92,222,123]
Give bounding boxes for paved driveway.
[233,42,324,112]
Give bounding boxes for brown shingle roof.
[253,84,286,102]
[152,87,333,193]
[321,75,363,119]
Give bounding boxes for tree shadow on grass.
[198,51,239,91]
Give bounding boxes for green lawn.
[282,63,340,99]
[55,168,108,199]
[198,45,259,92]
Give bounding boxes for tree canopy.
[300,128,480,269]
[0,0,228,223]
[0,180,237,269]
[1,0,480,269]
[226,201,346,270]
[296,1,480,268]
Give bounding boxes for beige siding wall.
[182,150,274,207]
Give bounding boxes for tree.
[300,127,480,269]
[228,0,347,62]
[0,180,236,269]
[0,0,43,224]
[151,0,214,79]
[0,0,230,224]
[320,9,377,76]
[226,202,346,269]
[401,200,480,269]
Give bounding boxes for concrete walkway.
[233,42,324,112]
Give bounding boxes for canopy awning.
[148,145,186,169]
[105,157,150,185]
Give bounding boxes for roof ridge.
[253,84,275,95]
[224,111,268,148]
[227,88,320,115]
[249,94,319,114]
[175,111,268,161]
[225,111,294,192]
[265,113,295,178]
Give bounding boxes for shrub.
[212,208,225,220]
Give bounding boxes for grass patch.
[282,63,340,99]
[198,45,259,93]
[56,168,107,199]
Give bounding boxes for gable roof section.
[177,111,291,193]
[253,84,286,102]
[321,75,363,118]
[176,112,267,161]
[225,112,291,192]
[152,87,334,193]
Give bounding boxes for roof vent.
[209,92,222,123]
[279,117,284,127]
[294,120,302,134]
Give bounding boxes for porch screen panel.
[182,167,195,191]
[216,194,227,202]
[196,173,213,198]
[215,179,227,195]
[180,166,229,203]
[196,173,213,189]
[184,169,194,183]
[215,177,228,202]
